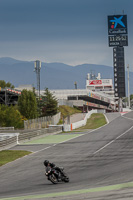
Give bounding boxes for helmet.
[44,160,49,166]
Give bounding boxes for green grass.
[59,105,81,117]
[0,150,31,166]
[58,105,81,124]
[75,113,107,130]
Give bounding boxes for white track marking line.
[1,125,109,167]
[104,114,109,124]
[93,125,133,155]
[122,115,133,121]
[4,114,131,164]
[32,134,86,154]
[21,114,120,155]
[33,122,110,154]
[32,145,55,154]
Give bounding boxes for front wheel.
[49,174,58,184]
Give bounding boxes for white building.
[86,73,114,96]
[15,73,116,111]
[15,84,33,91]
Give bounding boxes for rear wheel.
[62,172,69,182]
[64,177,69,182]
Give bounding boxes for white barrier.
[71,110,97,130]
[63,124,71,132]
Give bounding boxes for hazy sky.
[0,0,133,70]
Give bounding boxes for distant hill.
[0,57,132,95]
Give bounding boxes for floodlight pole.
[127,64,130,108]
[34,60,41,99]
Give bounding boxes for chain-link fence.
[24,112,61,130]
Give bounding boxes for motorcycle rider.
[44,160,65,180]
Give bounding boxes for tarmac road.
[0,112,133,199]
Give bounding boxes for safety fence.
[0,126,62,150]
[24,112,61,130]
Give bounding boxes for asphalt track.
[1,112,133,199]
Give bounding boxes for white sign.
[87,79,112,86]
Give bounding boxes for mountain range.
[0,57,132,95]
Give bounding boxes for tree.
[4,106,24,128]
[18,89,38,119]
[130,94,133,100]
[0,80,14,89]
[40,88,58,116]
[0,105,23,128]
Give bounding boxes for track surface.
[0,112,133,199]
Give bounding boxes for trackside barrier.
[0,126,62,151]
[63,124,71,132]
[71,110,98,130]
[0,136,18,150]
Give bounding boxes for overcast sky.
[0,0,133,70]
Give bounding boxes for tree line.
[0,81,58,129]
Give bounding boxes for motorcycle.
[45,166,69,184]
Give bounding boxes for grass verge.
[58,105,82,124]
[0,150,31,166]
[59,105,81,116]
[75,113,107,131]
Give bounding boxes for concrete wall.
[51,112,61,125]
[58,99,73,107]
[97,109,106,113]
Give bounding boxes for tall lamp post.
[34,60,41,99]
[127,64,130,108]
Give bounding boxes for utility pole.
[5,88,7,105]
[74,81,77,89]
[127,64,130,108]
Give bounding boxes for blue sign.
[108,15,127,35]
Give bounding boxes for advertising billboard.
[87,79,112,86]
[89,80,102,85]
[108,15,127,35]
